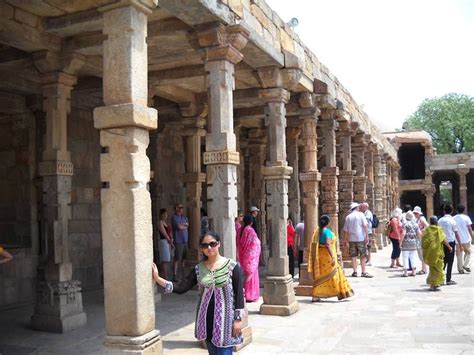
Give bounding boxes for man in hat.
[249,206,260,237]
[343,202,373,278]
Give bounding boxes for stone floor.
[0,247,473,354]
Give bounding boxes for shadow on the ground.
[405,288,431,292]
[163,339,205,350]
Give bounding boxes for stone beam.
[153,85,196,104]
[45,9,102,37]
[0,67,41,95]
[0,10,61,52]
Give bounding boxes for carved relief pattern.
[39,160,74,176]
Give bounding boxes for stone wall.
[68,104,102,291]
[154,123,186,215]
[0,113,37,308]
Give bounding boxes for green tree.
[405,93,474,153]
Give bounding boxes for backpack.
[372,214,380,228]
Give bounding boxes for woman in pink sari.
[237,215,261,302]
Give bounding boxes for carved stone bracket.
[203,150,240,165]
[39,160,74,176]
[299,171,321,182]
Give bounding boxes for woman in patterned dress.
[153,231,244,355]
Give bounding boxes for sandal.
[410,273,416,277]
[417,270,427,275]
[361,272,373,278]
[351,272,358,277]
[311,297,321,302]
[401,273,408,277]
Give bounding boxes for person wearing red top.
[287,218,296,278]
[389,208,404,268]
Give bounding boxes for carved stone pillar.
[318,99,339,239]
[93,2,161,353]
[286,127,301,223]
[257,67,300,316]
[352,133,367,203]
[246,129,268,263]
[295,92,320,297]
[424,186,435,218]
[198,23,249,259]
[181,115,207,263]
[456,165,470,210]
[336,120,355,258]
[381,154,389,246]
[365,142,375,209]
[31,70,87,333]
[374,150,385,250]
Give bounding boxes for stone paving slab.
[0,247,472,354]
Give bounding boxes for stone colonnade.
[18,6,399,355]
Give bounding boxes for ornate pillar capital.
[197,22,249,64]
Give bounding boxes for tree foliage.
[405,93,474,153]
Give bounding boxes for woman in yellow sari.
[308,215,354,302]
[422,216,453,291]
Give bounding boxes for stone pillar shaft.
[203,59,239,259]
[456,167,469,210]
[259,87,298,316]
[31,71,87,333]
[94,2,161,352]
[286,127,301,223]
[352,134,367,203]
[319,115,339,236]
[182,121,206,263]
[295,113,320,297]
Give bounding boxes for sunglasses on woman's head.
[200,241,219,249]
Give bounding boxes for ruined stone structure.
[385,130,474,217]
[0,0,398,353]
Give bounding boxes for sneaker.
[351,272,358,277]
[464,267,471,273]
[446,280,457,285]
[361,272,373,278]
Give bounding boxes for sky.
[266,0,474,132]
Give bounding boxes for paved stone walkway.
[0,247,473,354]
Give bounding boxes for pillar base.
[104,329,162,354]
[295,263,313,296]
[31,280,87,333]
[260,275,299,316]
[376,233,383,250]
[260,302,299,316]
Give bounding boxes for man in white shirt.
[453,204,473,273]
[438,204,462,285]
[343,202,373,278]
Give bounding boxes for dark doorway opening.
[398,143,425,180]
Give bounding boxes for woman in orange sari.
[308,215,354,302]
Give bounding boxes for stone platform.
[0,247,472,354]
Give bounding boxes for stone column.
[381,154,389,246]
[352,133,367,203]
[93,1,161,353]
[336,120,355,257]
[424,187,435,218]
[365,142,375,209]
[182,116,207,263]
[257,67,301,316]
[198,23,249,259]
[456,165,470,210]
[286,127,301,224]
[295,93,320,297]
[318,102,339,238]
[374,150,385,250]
[246,129,268,264]
[31,71,87,333]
